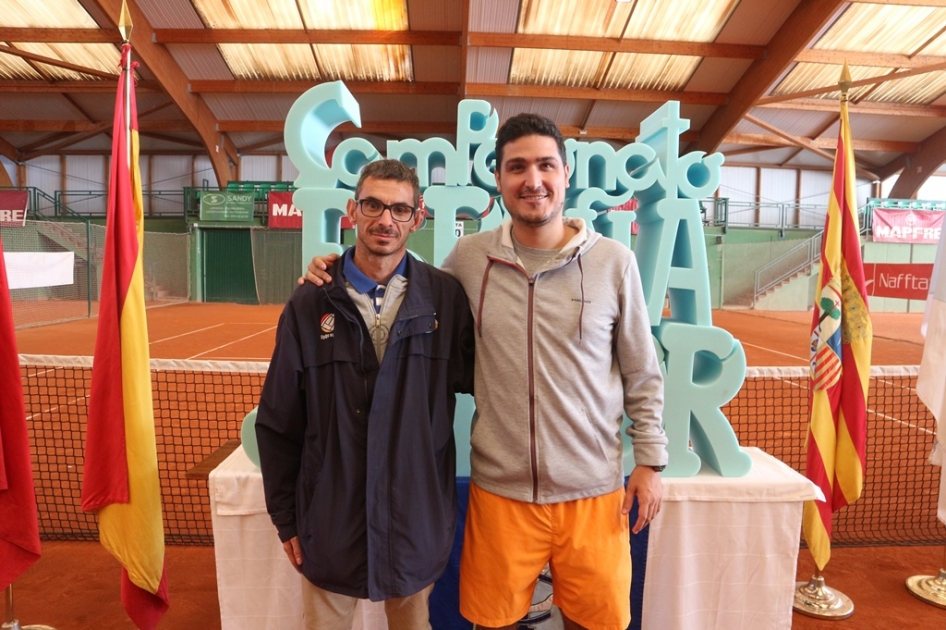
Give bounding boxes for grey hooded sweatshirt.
[442,217,668,504]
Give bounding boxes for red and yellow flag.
[802,64,873,571]
[0,235,42,590]
[81,42,169,629]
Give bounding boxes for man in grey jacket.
[306,114,667,630]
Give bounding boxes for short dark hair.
[355,159,421,207]
[495,113,567,171]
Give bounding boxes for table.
[209,445,389,630]
[642,447,820,630]
[208,445,817,630]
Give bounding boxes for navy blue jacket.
[255,253,475,601]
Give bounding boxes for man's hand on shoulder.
[623,465,663,534]
[297,253,339,286]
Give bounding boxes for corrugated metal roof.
[518,0,631,38]
[604,54,701,91]
[298,0,409,30]
[193,0,304,29]
[165,44,235,81]
[408,0,462,30]
[315,44,412,82]
[816,3,946,55]
[14,42,120,79]
[5,0,98,27]
[467,48,513,83]
[3,0,946,188]
[218,43,319,80]
[772,63,890,101]
[510,49,606,87]
[623,0,739,42]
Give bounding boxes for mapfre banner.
[268,191,353,229]
[872,208,943,244]
[267,191,302,229]
[0,190,28,227]
[863,262,935,300]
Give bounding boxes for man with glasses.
[306,115,667,630]
[255,159,475,630]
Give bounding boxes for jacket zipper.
[527,277,538,502]
[487,256,540,502]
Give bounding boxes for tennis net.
[19,357,942,546]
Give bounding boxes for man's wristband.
[650,465,666,473]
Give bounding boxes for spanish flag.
[802,63,873,571]
[81,41,169,629]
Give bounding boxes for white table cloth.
[209,445,388,630]
[642,447,820,630]
[209,445,817,630]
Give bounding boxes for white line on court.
[187,326,277,360]
[740,341,808,362]
[151,323,225,345]
[868,409,935,435]
[27,394,90,421]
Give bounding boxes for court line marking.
[868,409,935,435]
[187,326,277,360]
[27,394,90,421]
[740,341,807,362]
[151,323,225,345]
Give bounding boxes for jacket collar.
[488,216,599,267]
[330,250,435,320]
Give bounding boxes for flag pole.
[791,61,857,621]
[119,0,133,169]
[3,584,56,630]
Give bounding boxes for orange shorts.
[459,483,631,630]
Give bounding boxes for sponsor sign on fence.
[199,191,255,222]
[872,208,943,244]
[863,262,934,300]
[0,191,28,227]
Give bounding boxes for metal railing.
[752,232,823,307]
[56,189,186,217]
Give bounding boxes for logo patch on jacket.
[320,313,335,339]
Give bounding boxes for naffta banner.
[872,208,943,244]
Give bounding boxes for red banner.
[267,191,302,229]
[268,191,354,229]
[0,191,28,227]
[872,208,943,244]
[863,263,934,300]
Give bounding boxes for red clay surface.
[15,303,927,366]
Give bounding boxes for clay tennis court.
[15,302,927,366]
[13,303,940,630]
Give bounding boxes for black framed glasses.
[356,197,417,222]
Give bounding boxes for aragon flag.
[0,234,42,591]
[802,63,873,571]
[81,42,169,629]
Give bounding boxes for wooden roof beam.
[795,49,946,68]
[888,124,946,198]
[0,28,118,43]
[1,79,162,93]
[758,60,946,105]
[0,136,20,162]
[466,83,727,105]
[190,80,459,95]
[691,0,847,154]
[0,44,116,80]
[468,33,764,59]
[86,0,235,185]
[154,29,459,46]
[719,132,917,154]
[758,98,946,118]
